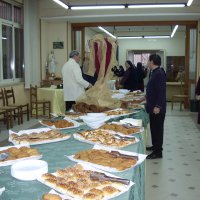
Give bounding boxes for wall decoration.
[53,41,64,49]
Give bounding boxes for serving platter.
[38,163,134,200]
[0,144,42,167]
[67,144,146,173]
[39,117,80,130]
[9,128,71,146]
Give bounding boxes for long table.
[0,110,148,200]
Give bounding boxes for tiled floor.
[0,104,200,200]
[145,104,200,200]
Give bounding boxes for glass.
[2,24,13,79]
[15,27,24,78]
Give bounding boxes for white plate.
[67,144,147,173]
[87,113,107,117]
[11,160,48,181]
[9,128,71,146]
[37,163,134,200]
[0,145,42,167]
[39,117,80,130]
[73,132,139,149]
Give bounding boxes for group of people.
[61,51,166,159]
[117,60,147,92]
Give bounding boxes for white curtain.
[24,0,40,88]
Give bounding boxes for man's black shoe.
[146,151,162,159]
[146,146,154,151]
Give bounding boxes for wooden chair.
[0,88,19,126]
[0,108,13,129]
[30,85,51,118]
[171,81,189,111]
[4,87,29,124]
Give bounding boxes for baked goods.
[42,193,62,200]
[74,149,137,171]
[73,102,110,113]
[41,119,74,128]
[76,129,136,148]
[0,146,40,163]
[40,164,126,199]
[104,109,131,116]
[100,123,140,135]
[10,130,70,144]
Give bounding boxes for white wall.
[118,32,185,68]
[40,21,70,78]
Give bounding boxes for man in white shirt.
[62,50,92,111]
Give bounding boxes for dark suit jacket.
[146,67,166,114]
[196,77,200,95]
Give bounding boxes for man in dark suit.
[145,54,166,159]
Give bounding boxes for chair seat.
[171,94,189,111]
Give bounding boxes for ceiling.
[42,0,200,22]
[41,1,199,35]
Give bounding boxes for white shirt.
[62,58,89,101]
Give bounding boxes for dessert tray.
[0,144,42,167]
[99,122,144,136]
[9,128,71,146]
[73,129,139,149]
[67,145,146,173]
[39,117,80,130]
[38,163,134,200]
[104,108,135,118]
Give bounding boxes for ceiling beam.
[71,20,197,29]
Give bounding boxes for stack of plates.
[11,160,48,181]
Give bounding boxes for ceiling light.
[53,0,69,9]
[128,4,185,8]
[187,0,194,6]
[144,36,171,38]
[118,36,143,39]
[2,37,7,40]
[98,26,116,39]
[71,5,125,10]
[171,25,179,38]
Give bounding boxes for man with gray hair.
[62,50,92,111]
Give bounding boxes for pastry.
[42,193,61,200]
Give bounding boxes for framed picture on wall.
[53,41,64,49]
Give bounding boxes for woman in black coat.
[136,62,146,92]
[120,60,138,91]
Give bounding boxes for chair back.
[4,87,15,105]
[30,85,38,103]
[0,88,6,106]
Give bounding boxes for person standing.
[145,54,166,159]
[119,60,138,91]
[195,76,200,124]
[136,62,146,92]
[62,50,92,111]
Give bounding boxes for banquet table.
[0,110,148,200]
[37,87,65,115]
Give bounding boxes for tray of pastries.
[9,128,71,146]
[73,129,139,149]
[0,145,42,167]
[67,145,147,173]
[39,117,80,130]
[103,108,136,119]
[99,123,144,136]
[38,163,134,200]
[64,112,86,120]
